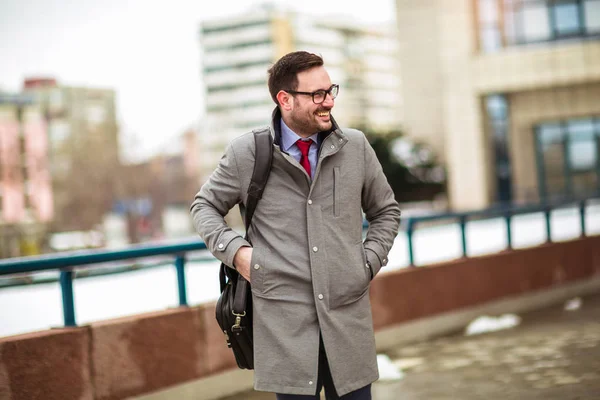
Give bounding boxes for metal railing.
[0,240,207,327]
[404,196,595,266]
[1,194,598,329]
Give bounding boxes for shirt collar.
[280,118,319,152]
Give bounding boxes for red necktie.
[296,139,312,177]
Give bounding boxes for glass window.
[538,123,563,148]
[568,140,596,171]
[49,89,63,108]
[49,120,70,145]
[479,0,499,23]
[567,119,596,171]
[492,120,509,140]
[485,94,512,203]
[478,0,503,52]
[536,117,600,200]
[481,27,503,52]
[480,0,598,53]
[503,8,519,45]
[553,2,582,36]
[567,118,594,140]
[86,105,106,124]
[486,94,508,119]
[519,4,552,41]
[538,126,567,199]
[584,0,600,33]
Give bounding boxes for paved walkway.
[219,293,600,399]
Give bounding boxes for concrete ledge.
[370,237,600,331]
[128,305,249,400]
[91,307,206,400]
[0,327,93,400]
[375,273,600,350]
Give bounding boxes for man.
[191,51,400,399]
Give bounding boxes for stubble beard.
[290,108,332,137]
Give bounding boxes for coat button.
[330,144,335,149]
[218,243,224,249]
[308,199,313,205]
[318,294,324,300]
[254,264,260,270]
[309,381,313,385]
[365,264,370,269]
[312,246,318,252]
[339,138,343,142]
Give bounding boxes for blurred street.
[221,293,600,400]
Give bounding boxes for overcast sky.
[0,0,395,161]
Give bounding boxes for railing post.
[59,270,76,327]
[175,255,188,306]
[505,212,513,250]
[407,219,415,267]
[544,206,552,243]
[535,127,548,202]
[459,215,468,258]
[579,200,586,238]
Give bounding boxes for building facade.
[199,6,403,180]
[0,93,53,257]
[23,78,120,231]
[396,0,600,209]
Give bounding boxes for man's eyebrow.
[298,85,333,92]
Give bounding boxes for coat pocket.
[329,243,371,308]
[333,166,340,217]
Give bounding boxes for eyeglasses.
[285,84,339,104]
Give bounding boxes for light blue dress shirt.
[280,119,320,178]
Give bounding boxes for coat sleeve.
[190,142,250,268]
[361,134,401,278]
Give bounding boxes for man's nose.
[322,93,335,107]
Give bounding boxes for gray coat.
[190,109,400,396]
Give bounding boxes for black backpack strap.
[231,127,273,314]
[244,127,273,234]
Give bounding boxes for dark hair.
[267,51,324,105]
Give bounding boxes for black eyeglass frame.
[285,84,340,104]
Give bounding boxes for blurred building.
[0,92,53,257]
[22,78,120,231]
[199,6,403,180]
[109,141,198,244]
[397,0,600,209]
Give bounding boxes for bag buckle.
[231,310,246,332]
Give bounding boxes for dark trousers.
[275,337,372,400]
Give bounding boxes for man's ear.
[276,90,293,111]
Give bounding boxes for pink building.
[0,96,53,225]
[23,109,53,222]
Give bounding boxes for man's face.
[287,66,335,137]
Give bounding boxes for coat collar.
[267,107,349,189]
[280,119,320,152]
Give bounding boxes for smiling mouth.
[316,111,330,118]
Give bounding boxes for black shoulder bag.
[215,128,273,370]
